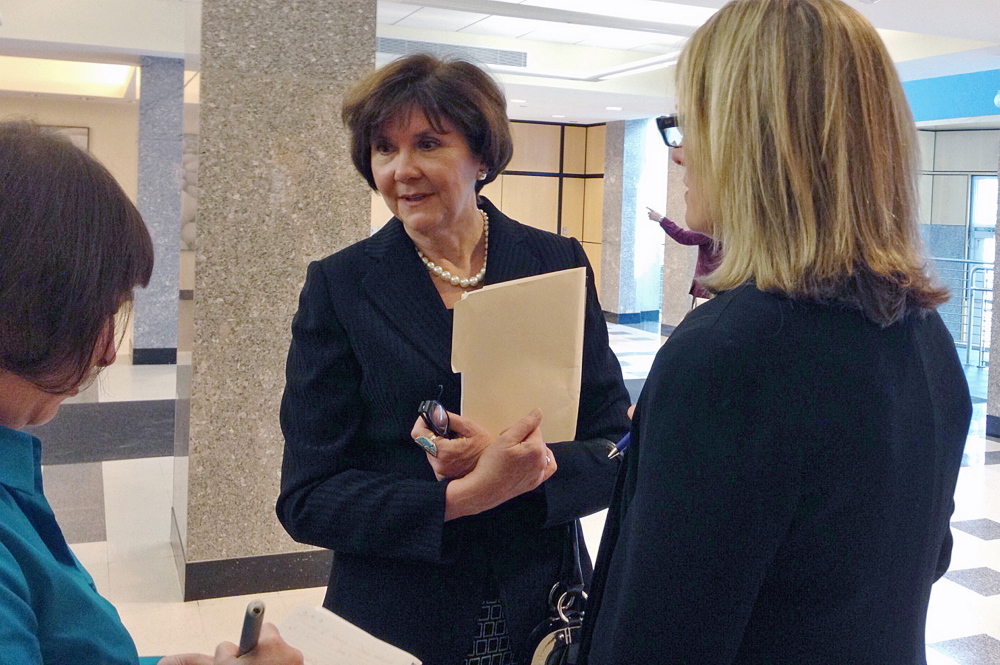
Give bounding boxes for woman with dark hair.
[0,121,301,665]
[580,0,971,663]
[277,54,630,664]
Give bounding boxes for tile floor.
[37,324,1000,662]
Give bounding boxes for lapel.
[361,219,456,379]
[357,198,544,380]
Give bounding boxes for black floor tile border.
[180,549,333,601]
[27,400,176,465]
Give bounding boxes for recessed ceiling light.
[509,99,527,104]
[606,106,623,111]
[552,114,566,118]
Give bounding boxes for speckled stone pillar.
[599,119,666,326]
[133,56,184,365]
[660,152,696,332]
[985,149,1000,436]
[171,0,375,600]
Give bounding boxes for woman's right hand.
[646,207,663,222]
[443,408,556,521]
[157,623,303,665]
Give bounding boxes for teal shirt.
[0,425,140,664]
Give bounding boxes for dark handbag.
[526,522,587,665]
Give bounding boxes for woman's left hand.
[411,411,493,481]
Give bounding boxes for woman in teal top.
[0,122,302,665]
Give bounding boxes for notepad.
[278,605,422,665]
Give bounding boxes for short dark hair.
[0,121,154,392]
[342,54,513,192]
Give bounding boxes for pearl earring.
[477,170,487,181]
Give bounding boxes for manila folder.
[452,267,586,442]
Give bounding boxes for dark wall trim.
[133,347,177,365]
[179,289,194,301]
[509,119,606,129]
[501,170,602,179]
[987,414,1000,438]
[660,323,677,337]
[603,310,660,324]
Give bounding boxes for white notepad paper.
[278,605,422,665]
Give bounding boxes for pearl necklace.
[416,208,489,288]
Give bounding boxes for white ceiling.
[374,0,1000,125]
[0,0,996,127]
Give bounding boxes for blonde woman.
[580,0,971,663]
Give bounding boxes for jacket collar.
[358,197,541,378]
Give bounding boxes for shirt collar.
[0,425,41,494]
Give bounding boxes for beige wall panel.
[933,130,1000,173]
[508,122,561,173]
[917,130,936,173]
[583,178,604,243]
[501,175,559,233]
[917,173,933,225]
[371,190,393,231]
[563,125,588,175]
[930,174,969,226]
[480,176,503,209]
[0,93,139,199]
[580,241,602,301]
[586,124,606,175]
[561,178,585,240]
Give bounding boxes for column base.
[133,347,177,365]
[170,511,333,601]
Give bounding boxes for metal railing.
[929,258,992,367]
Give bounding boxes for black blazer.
[581,285,971,664]
[277,198,630,665]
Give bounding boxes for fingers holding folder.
[441,408,556,521]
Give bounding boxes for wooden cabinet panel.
[563,126,587,175]
[561,178,585,240]
[508,122,561,173]
[500,174,559,233]
[480,176,503,209]
[583,178,604,243]
[586,124,606,175]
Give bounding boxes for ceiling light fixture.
[552,115,566,118]
[509,99,527,104]
[606,106,623,111]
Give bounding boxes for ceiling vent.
[376,37,528,68]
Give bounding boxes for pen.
[608,432,630,459]
[237,600,265,657]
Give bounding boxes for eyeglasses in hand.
[418,399,451,438]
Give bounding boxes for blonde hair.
[676,0,946,325]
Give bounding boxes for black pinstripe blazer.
[277,197,630,665]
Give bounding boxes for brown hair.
[0,121,154,392]
[342,54,513,192]
[676,0,947,325]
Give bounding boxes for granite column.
[133,56,185,365]
[172,0,376,599]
